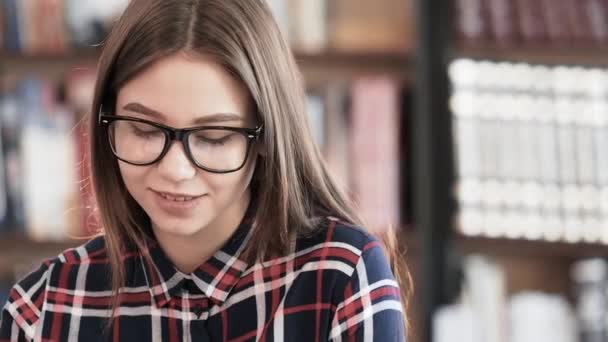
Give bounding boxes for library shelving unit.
[0,0,418,337]
[412,1,454,342]
[415,0,608,342]
[0,48,415,273]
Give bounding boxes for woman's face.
[114,53,258,239]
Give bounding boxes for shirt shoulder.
[289,218,387,281]
[296,218,381,259]
[0,236,110,339]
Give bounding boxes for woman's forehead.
[115,54,254,126]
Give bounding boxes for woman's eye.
[130,123,162,137]
[194,132,233,145]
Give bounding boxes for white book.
[571,258,608,340]
[452,89,484,236]
[463,255,507,342]
[537,97,563,242]
[433,303,483,342]
[555,96,582,243]
[305,92,325,150]
[22,107,77,242]
[289,0,327,53]
[509,292,577,342]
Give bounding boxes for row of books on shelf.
[0,69,97,242]
[0,0,414,56]
[0,69,403,242]
[0,0,128,54]
[434,255,607,342]
[455,0,608,47]
[264,0,413,53]
[450,58,608,245]
[306,78,403,232]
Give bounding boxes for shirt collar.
[140,204,255,308]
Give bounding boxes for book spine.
[485,0,519,45]
[350,78,400,230]
[454,0,488,45]
[2,0,22,51]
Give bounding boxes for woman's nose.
[156,140,197,181]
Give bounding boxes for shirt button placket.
[193,304,205,318]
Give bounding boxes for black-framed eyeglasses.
[98,113,263,174]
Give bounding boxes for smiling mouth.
[153,190,204,202]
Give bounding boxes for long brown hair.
[89,0,411,333]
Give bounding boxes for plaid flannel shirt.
[0,214,405,341]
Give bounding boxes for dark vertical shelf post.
[413,0,455,341]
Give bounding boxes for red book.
[485,0,519,46]
[454,0,489,45]
[563,0,593,46]
[539,0,572,46]
[514,0,548,45]
[349,78,400,231]
[584,0,608,45]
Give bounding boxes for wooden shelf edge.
[456,234,608,259]
[453,44,608,67]
[0,49,412,83]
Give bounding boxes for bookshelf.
[0,7,416,338]
[425,0,608,341]
[0,49,413,248]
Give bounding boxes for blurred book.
[350,78,401,231]
[267,0,412,53]
[0,74,94,242]
[434,255,506,342]
[571,258,608,342]
[514,0,548,45]
[434,255,577,342]
[454,0,488,45]
[508,292,577,342]
[0,0,128,53]
[64,0,128,48]
[485,0,518,46]
[304,79,404,231]
[327,0,414,53]
[306,90,326,150]
[0,77,25,235]
[457,0,608,48]
[288,0,327,53]
[2,0,22,51]
[19,78,79,241]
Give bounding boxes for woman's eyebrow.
[122,102,244,124]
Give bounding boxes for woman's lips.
[151,189,205,216]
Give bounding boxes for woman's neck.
[152,191,251,274]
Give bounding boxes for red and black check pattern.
[1,216,405,341]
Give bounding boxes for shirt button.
[194,304,204,317]
[184,280,197,293]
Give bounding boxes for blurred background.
[1,0,608,341]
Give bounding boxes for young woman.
[0,0,410,341]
